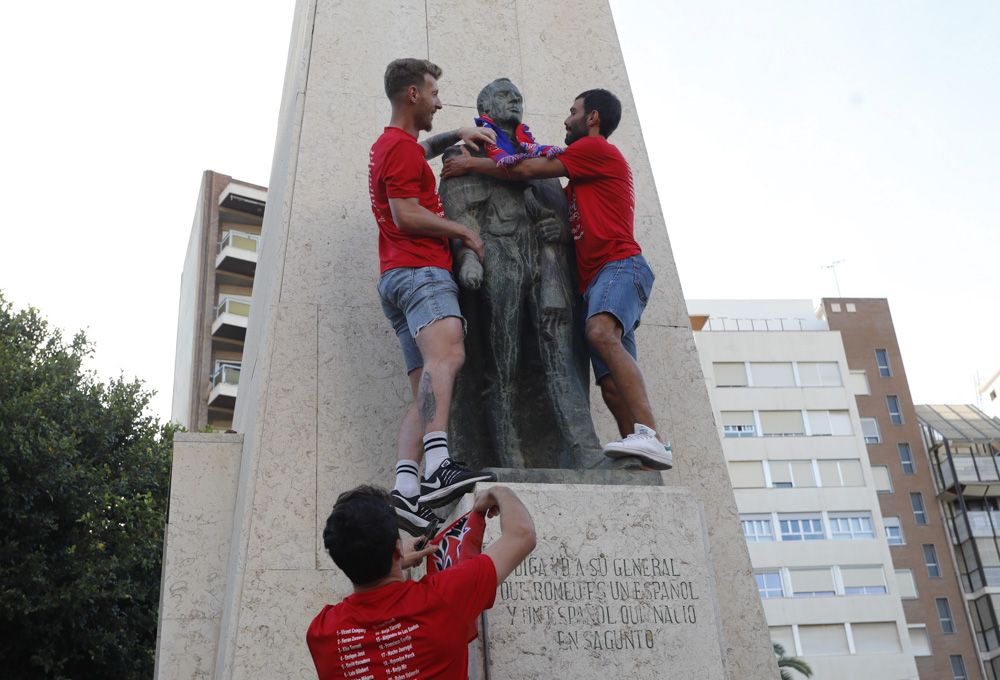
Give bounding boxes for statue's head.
[477,78,523,127]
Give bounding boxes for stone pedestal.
[466,483,726,680]
[154,0,776,678]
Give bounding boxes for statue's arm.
[420,127,497,160]
[442,151,568,181]
[440,168,490,290]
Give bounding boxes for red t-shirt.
[307,554,497,680]
[558,135,641,292]
[369,127,452,274]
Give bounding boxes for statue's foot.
[602,425,673,470]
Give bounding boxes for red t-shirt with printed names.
[307,554,497,680]
[369,127,452,274]
[558,135,641,293]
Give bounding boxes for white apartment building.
[690,299,919,679]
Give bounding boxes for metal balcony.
[211,296,250,341]
[208,364,240,409]
[215,230,259,275]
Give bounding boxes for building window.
[872,465,893,493]
[924,544,942,578]
[755,571,784,598]
[950,655,968,680]
[759,410,805,437]
[887,395,903,424]
[971,595,1000,653]
[937,598,956,634]
[908,625,932,656]
[896,569,918,598]
[884,517,905,545]
[852,622,903,654]
[797,362,842,387]
[798,623,850,655]
[789,568,835,597]
[750,362,796,387]
[713,362,748,387]
[911,493,928,525]
[741,516,775,543]
[817,459,864,487]
[829,512,875,540]
[861,417,881,444]
[728,461,765,488]
[807,410,852,436]
[898,443,916,474]
[779,515,825,541]
[875,348,892,377]
[721,411,755,438]
[841,566,888,595]
[767,460,816,488]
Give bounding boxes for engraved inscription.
[495,553,701,653]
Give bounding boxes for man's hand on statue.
[538,217,563,243]
[461,229,485,262]
[458,126,496,152]
[472,487,503,518]
[458,255,483,290]
[441,147,473,179]
[400,536,437,569]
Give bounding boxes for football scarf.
[426,510,486,575]
[475,115,564,168]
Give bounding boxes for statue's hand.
[458,126,496,152]
[458,253,484,290]
[538,217,564,243]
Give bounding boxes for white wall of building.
[691,300,918,680]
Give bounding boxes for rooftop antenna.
[822,259,846,297]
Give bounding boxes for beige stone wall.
[159,1,776,678]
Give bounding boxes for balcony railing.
[216,296,250,319]
[953,511,1000,543]
[211,364,241,387]
[218,230,259,254]
[216,230,260,275]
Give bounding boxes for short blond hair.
[384,58,442,101]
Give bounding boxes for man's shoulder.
[373,128,422,157]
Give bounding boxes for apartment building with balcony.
[171,170,266,430]
[917,404,1000,679]
[822,298,981,680]
[689,299,918,679]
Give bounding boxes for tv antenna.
[822,259,846,296]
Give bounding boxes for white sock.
[394,460,420,497]
[423,431,449,477]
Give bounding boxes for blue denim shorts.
[583,254,655,383]
[378,266,464,374]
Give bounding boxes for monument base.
[453,482,728,680]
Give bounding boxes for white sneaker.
[603,424,673,470]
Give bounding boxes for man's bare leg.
[413,316,465,434]
[585,313,658,436]
[397,369,424,465]
[597,375,635,439]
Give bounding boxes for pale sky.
[1,1,997,422]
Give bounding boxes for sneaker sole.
[394,507,433,536]
[419,473,497,508]
[603,445,673,471]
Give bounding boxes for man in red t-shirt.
[307,485,536,680]
[441,89,672,470]
[371,58,501,534]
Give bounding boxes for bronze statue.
[440,78,602,469]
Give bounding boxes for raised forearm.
[421,130,462,159]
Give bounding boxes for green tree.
[774,643,813,680]
[0,293,175,679]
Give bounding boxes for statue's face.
[484,83,523,127]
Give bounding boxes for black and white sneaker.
[391,490,440,536]
[419,459,497,508]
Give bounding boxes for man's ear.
[586,109,601,131]
[407,84,419,104]
[393,538,404,560]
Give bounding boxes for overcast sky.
[1,1,997,422]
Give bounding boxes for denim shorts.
[377,266,464,374]
[583,254,655,383]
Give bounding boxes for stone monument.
[442,78,602,470]
[153,1,777,679]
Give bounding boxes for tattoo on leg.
[418,371,436,427]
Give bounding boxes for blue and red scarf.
[426,510,486,575]
[475,115,564,168]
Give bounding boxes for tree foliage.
[0,293,175,679]
[774,643,813,680]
